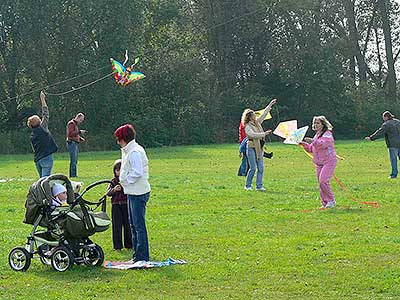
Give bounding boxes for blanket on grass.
[104,257,186,270]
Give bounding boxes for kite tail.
[333,175,379,208]
[302,147,379,208]
[123,50,129,66]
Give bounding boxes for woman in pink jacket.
[300,116,337,209]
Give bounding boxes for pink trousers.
[315,160,337,206]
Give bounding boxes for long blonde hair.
[312,116,333,135]
[241,109,255,125]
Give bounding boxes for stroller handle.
[83,180,113,192]
[70,179,112,210]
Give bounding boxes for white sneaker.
[325,201,336,208]
[256,187,266,192]
[244,186,252,191]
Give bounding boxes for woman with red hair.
[114,124,151,262]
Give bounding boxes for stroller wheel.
[51,246,74,272]
[82,244,104,266]
[9,247,32,272]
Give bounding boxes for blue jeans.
[238,153,248,176]
[127,192,150,261]
[35,154,54,178]
[246,148,264,189]
[388,147,400,178]
[66,141,79,177]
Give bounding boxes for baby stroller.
[8,174,112,272]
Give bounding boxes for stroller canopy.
[24,174,75,225]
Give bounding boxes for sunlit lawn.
[0,140,399,299]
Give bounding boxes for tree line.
[1,0,399,154]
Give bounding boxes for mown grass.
[0,141,399,299]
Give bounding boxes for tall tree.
[378,0,397,102]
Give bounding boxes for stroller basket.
[62,207,110,238]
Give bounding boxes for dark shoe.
[263,152,273,159]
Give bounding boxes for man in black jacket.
[365,111,400,178]
[27,91,58,177]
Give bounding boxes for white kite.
[273,120,308,144]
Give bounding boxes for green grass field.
[0,141,399,299]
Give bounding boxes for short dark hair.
[114,124,136,143]
[113,159,122,175]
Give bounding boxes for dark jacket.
[107,177,128,205]
[370,118,400,148]
[30,106,58,162]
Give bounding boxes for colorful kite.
[284,126,309,144]
[273,120,308,144]
[110,51,145,86]
[273,120,298,139]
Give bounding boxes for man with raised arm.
[27,91,58,177]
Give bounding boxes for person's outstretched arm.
[257,98,277,124]
[365,123,387,141]
[40,91,50,131]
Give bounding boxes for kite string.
[45,72,113,96]
[3,64,110,101]
[5,5,270,101]
[332,175,379,208]
[2,7,272,102]
[301,147,379,208]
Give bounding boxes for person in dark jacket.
[107,159,132,250]
[365,111,400,178]
[26,91,58,177]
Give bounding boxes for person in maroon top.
[107,159,132,250]
[238,110,250,176]
[66,113,86,177]
[239,120,246,144]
